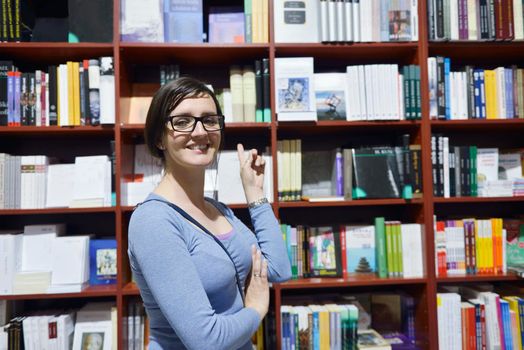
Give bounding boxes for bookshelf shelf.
[273,276,427,290]
[0,207,117,216]
[430,119,524,131]
[0,126,114,135]
[119,43,270,65]
[122,282,140,296]
[120,122,271,135]
[277,120,420,134]
[274,42,418,62]
[0,43,114,63]
[278,198,423,208]
[0,285,118,301]
[436,273,521,284]
[433,196,524,204]
[428,41,524,63]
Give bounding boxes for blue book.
[500,299,513,350]
[444,58,451,120]
[163,0,203,43]
[89,239,117,285]
[345,225,376,273]
[505,68,514,119]
[479,70,486,119]
[473,69,481,119]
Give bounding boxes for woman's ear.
[157,143,166,151]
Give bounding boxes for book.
[273,0,320,43]
[163,0,203,43]
[120,0,164,42]
[357,329,392,349]
[344,225,376,274]
[352,147,402,199]
[89,239,117,285]
[314,73,349,121]
[308,226,342,277]
[274,57,316,121]
[208,7,245,43]
[301,149,338,199]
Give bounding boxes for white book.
[134,144,162,183]
[294,140,301,203]
[242,66,256,122]
[274,0,320,43]
[277,141,284,200]
[0,233,23,295]
[364,65,374,119]
[72,303,114,350]
[120,0,164,42]
[99,57,115,124]
[400,224,423,277]
[344,0,353,41]
[45,164,75,208]
[495,67,506,119]
[320,0,329,42]
[217,151,245,204]
[352,0,360,41]
[328,0,337,41]
[336,0,345,41]
[449,72,456,119]
[443,136,450,198]
[21,232,58,273]
[477,148,499,196]
[479,292,502,350]
[345,66,363,121]
[274,57,316,121]
[390,64,401,119]
[71,156,111,208]
[449,0,459,40]
[20,155,35,209]
[35,70,41,127]
[410,0,418,41]
[45,73,50,126]
[58,64,69,126]
[50,235,90,286]
[398,73,405,119]
[220,89,233,123]
[360,0,372,42]
[514,0,524,40]
[357,65,367,119]
[314,72,349,121]
[467,0,477,39]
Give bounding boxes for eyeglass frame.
[164,114,225,133]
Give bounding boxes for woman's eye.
[173,118,192,127]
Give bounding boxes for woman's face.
[162,94,221,171]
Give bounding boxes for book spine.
[335,148,343,196]
[244,0,252,43]
[7,70,13,125]
[14,71,20,125]
[0,61,11,126]
[88,59,101,125]
[254,60,263,122]
[262,58,270,122]
[48,65,57,126]
[375,217,387,278]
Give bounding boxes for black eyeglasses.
[165,115,225,132]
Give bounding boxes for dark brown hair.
[144,77,224,161]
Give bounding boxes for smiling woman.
[128,77,291,350]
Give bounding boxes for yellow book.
[67,61,74,126]
[72,62,80,126]
[261,0,268,43]
[394,222,403,277]
[485,219,494,274]
[503,297,523,350]
[385,222,394,277]
[484,70,498,119]
[318,306,330,350]
[251,0,260,43]
[282,139,291,201]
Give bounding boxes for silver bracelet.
[248,197,269,209]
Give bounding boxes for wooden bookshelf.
[2,0,523,349]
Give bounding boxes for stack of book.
[280,219,424,280]
[428,57,524,120]
[274,0,418,43]
[0,58,115,127]
[277,137,422,202]
[437,284,524,350]
[274,57,421,122]
[430,137,524,198]
[428,0,524,41]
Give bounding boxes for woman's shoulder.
[129,193,186,238]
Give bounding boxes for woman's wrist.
[248,197,269,209]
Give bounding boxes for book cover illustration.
[389,10,411,41]
[208,7,245,43]
[314,72,348,121]
[277,77,312,112]
[301,150,337,199]
[89,239,117,285]
[345,225,376,274]
[352,147,402,199]
[308,226,342,277]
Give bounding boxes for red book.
[339,225,347,277]
[494,0,504,40]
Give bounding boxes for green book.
[244,0,252,43]
[375,217,387,278]
[386,222,396,277]
[470,146,478,197]
[395,222,403,277]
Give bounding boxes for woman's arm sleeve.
[246,203,292,282]
[128,207,260,350]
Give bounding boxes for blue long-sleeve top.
[128,193,292,349]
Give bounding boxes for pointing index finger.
[237,143,245,164]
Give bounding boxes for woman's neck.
[154,167,207,209]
